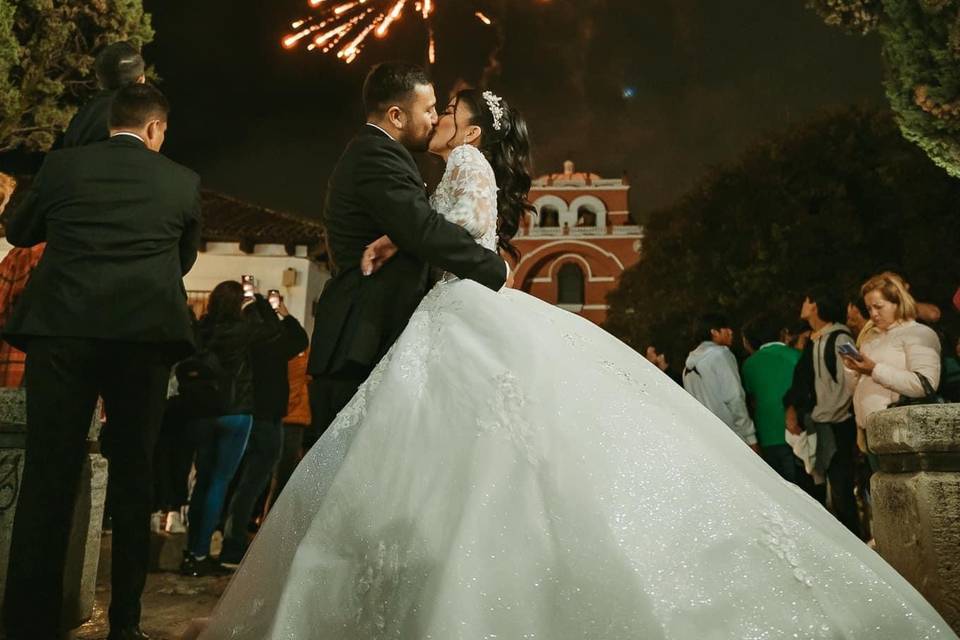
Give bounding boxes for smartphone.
[241,275,255,299]
[838,343,863,361]
[268,289,281,309]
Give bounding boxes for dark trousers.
[153,398,194,512]
[760,444,800,485]
[272,424,306,500]
[827,418,861,538]
[221,416,284,562]
[4,338,169,637]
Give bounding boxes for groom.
[308,61,509,431]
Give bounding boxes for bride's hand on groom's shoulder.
[362,235,398,276]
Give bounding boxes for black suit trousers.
[3,338,170,637]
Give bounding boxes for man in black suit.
[60,41,146,149]
[308,62,510,433]
[1,84,200,640]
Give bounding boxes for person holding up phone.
[179,282,283,578]
[268,289,281,310]
[219,295,308,567]
[241,275,255,300]
[843,273,942,454]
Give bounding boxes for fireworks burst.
[283,1,495,64]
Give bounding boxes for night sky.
[142,0,886,220]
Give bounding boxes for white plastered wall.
[0,239,331,338]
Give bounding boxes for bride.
[195,89,955,639]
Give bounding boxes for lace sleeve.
[443,145,498,241]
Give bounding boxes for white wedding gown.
[199,145,955,639]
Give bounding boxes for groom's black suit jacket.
[309,125,506,377]
[1,135,202,360]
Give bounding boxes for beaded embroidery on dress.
[198,147,956,639]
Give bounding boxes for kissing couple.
[192,62,954,639]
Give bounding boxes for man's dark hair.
[742,313,783,352]
[804,287,845,324]
[848,293,869,319]
[694,313,731,343]
[109,84,170,130]
[362,62,431,116]
[95,42,146,91]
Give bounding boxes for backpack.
[174,347,236,419]
[822,328,853,384]
[783,328,853,415]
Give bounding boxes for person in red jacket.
[0,173,46,387]
[267,347,312,512]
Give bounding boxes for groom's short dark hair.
[362,62,431,116]
[109,83,169,129]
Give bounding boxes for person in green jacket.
[741,313,803,483]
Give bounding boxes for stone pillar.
[0,388,108,630]
[867,404,960,632]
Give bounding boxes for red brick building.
[515,161,643,324]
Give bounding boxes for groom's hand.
[362,235,399,276]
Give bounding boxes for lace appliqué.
[353,541,407,638]
[394,284,465,398]
[329,276,465,436]
[477,371,541,466]
[760,508,813,587]
[329,350,394,439]
[430,144,498,253]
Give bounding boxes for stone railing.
[0,388,107,630]
[524,226,564,237]
[867,404,960,632]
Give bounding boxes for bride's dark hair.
[446,89,535,263]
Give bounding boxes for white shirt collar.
[365,122,396,142]
[758,341,786,351]
[110,131,146,143]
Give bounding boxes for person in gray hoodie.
[792,288,860,537]
[683,314,758,449]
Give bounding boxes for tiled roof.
[200,191,325,251]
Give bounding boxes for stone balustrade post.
[0,388,107,630]
[867,404,960,632]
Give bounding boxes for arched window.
[557,263,585,306]
[576,206,597,227]
[539,205,560,227]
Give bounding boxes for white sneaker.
[150,510,165,534]
[165,510,187,534]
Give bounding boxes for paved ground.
[74,534,229,640]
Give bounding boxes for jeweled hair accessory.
[483,90,504,131]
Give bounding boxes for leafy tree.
[605,109,960,364]
[806,0,882,34]
[0,0,153,153]
[806,0,960,178]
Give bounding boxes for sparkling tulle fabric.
[199,147,955,639]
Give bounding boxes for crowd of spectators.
[649,271,959,541]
